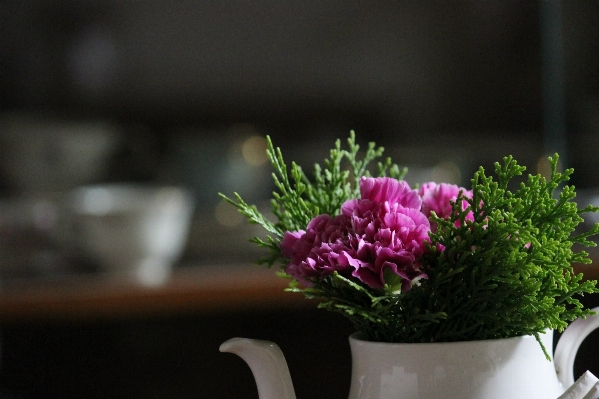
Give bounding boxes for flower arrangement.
[220,132,599,357]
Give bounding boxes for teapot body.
[348,332,562,399]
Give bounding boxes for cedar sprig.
[219,131,404,267]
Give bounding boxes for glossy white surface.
[220,337,296,399]
[349,332,561,399]
[555,307,599,387]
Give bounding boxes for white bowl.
[0,113,121,193]
[67,184,195,285]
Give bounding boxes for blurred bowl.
[67,184,195,285]
[0,113,121,193]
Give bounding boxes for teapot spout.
[220,338,297,399]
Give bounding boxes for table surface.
[0,263,310,322]
[1,262,598,323]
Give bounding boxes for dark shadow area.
[0,308,355,399]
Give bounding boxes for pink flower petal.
[359,177,422,209]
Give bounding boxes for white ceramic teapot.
[220,307,599,399]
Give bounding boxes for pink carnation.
[359,177,422,208]
[280,214,355,286]
[344,200,430,290]
[418,182,474,231]
[282,177,430,292]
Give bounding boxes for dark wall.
[2,1,599,187]
[1,1,597,134]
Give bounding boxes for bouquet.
[220,132,599,357]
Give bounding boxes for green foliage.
[302,154,599,358]
[220,134,599,355]
[219,131,406,267]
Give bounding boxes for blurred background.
[0,1,599,398]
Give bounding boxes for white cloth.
[558,371,599,399]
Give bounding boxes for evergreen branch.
[219,132,403,267]
[219,134,599,349]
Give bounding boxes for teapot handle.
[554,306,599,388]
